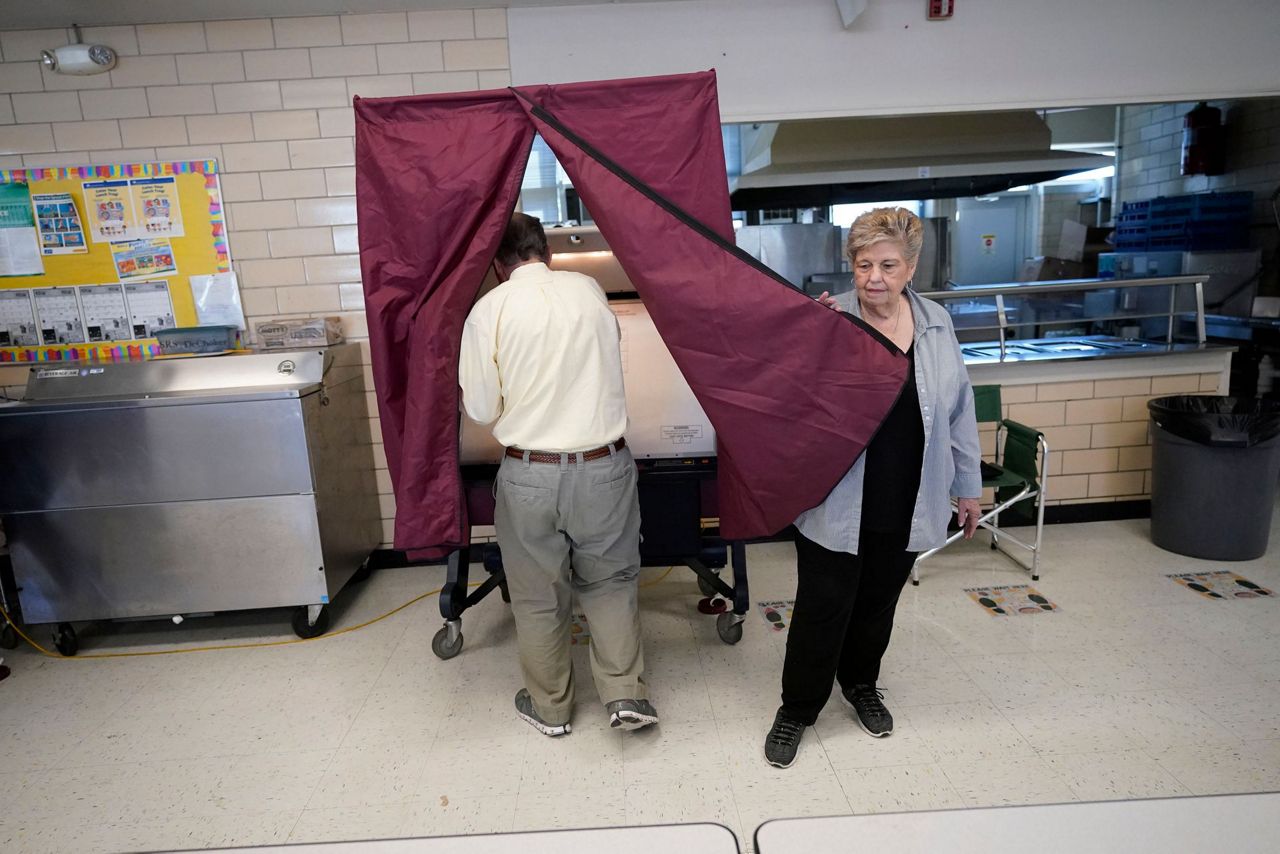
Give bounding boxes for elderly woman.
[764,207,983,769]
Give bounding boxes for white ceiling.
[8,1,680,31]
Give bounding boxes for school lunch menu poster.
[82,176,184,244]
[31,192,88,255]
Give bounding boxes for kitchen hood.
[730,110,1112,207]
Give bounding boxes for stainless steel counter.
[956,334,1226,366]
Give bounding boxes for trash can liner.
[1148,395,1280,448]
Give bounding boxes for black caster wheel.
[431,625,463,659]
[911,578,920,586]
[54,622,78,657]
[0,622,17,650]
[698,545,727,570]
[348,560,373,585]
[697,573,719,598]
[715,612,743,645]
[291,606,331,639]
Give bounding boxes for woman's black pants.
[780,528,918,726]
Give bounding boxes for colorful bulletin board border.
[0,160,229,364]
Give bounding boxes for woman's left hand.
[956,498,982,539]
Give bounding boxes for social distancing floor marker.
[966,584,1059,616]
[1168,570,1273,600]
[756,600,795,631]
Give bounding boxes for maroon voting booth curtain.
[356,71,907,558]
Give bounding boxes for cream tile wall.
[977,371,1224,509]
[0,12,511,548]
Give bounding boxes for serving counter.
[924,275,1234,509]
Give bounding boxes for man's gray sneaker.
[607,698,659,731]
[515,688,571,737]
[842,683,893,737]
[764,709,806,768]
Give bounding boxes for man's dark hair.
[495,213,549,266]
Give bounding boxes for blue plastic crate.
[1149,191,1252,223]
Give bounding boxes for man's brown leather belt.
[505,438,626,464]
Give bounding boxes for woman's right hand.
[817,291,840,311]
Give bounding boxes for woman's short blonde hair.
[846,206,923,266]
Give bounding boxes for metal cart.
[430,457,750,660]
[0,346,380,654]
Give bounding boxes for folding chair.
[911,384,1049,585]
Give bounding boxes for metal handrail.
[919,274,1209,299]
[919,274,1210,347]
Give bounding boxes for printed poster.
[0,182,44,276]
[32,286,86,345]
[31,192,88,255]
[78,284,131,342]
[83,178,137,243]
[112,238,176,281]
[123,280,175,338]
[0,289,39,347]
[132,177,183,238]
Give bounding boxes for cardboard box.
[255,317,344,349]
[1017,256,1088,282]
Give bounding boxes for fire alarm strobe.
[928,0,955,20]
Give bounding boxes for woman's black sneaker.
[843,683,893,737]
[764,709,806,768]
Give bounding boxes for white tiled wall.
[0,11,512,547]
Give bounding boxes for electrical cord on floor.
[0,565,676,661]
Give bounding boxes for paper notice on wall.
[31,192,88,255]
[78,284,132,342]
[980,233,997,255]
[0,289,40,347]
[83,179,138,243]
[32,286,86,345]
[132,177,184,239]
[123,280,176,338]
[112,238,177,281]
[190,272,245,330]
[0,183,44,276]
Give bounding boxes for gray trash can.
[1148,396,1280,560]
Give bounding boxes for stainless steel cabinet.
[0,345,380,651]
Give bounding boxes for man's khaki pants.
[494,445,647,726]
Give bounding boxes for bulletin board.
[0,159,230,363]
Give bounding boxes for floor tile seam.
[1132,745,1225,796]
[934,753,1069,807]
[1107,746,1200,796]
[329,625,409,754]
[708,714,782,840]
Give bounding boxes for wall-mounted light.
[41,25,116,76]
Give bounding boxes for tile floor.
[2,504,1278,853]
